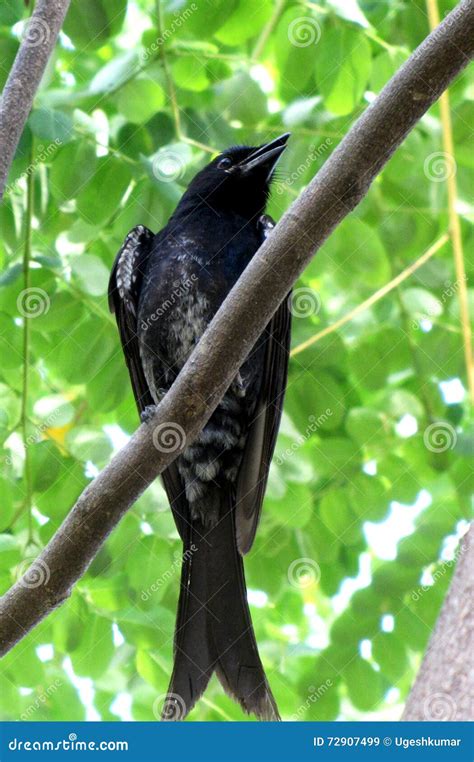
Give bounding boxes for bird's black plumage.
[108,133,292,721]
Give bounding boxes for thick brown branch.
[0,0,71,199]
[1,0,473,656]
[402,526,473,721]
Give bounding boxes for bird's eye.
[217,156,232,170]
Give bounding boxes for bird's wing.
[108,225,155,413]
[235,295,292,555]
[109,225,189,540]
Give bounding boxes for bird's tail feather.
[162,491,279,721]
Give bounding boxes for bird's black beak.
[239,133,290,177]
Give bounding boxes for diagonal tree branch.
[0,0,71,200]
[1,0,473,657]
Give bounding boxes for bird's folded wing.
[108,225,155,413]
[235,294,292,555]
[109,225,189,541]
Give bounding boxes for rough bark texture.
[0,0,71,199]
[403,526,473,721]
[0,0,473,657]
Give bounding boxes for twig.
[426,0,474,404]
[0,0,72,199]
[252,0,287,61]
[290,234,449,356]
[155,0,216,155]
[20,140,35,544]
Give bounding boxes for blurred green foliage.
[0,0,472,722]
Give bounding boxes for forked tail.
[162,491,279,721]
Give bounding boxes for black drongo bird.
[108,133,291,721]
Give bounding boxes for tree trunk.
[402,525,473,720]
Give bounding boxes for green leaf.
[0,477,14,531]
[64,0,127,49]
[401,287,443,321]
[347,474,388,522]
[318,217,391,290]
[343,657,386,711]
[115,79,166,124]
[30,441,63,492]
[319,488,358,543]
[50,142,97,202]
[29,109,73,144]
[128,535,175,604]
[172,58,209,92]
[215,73,267,125]
[285,369,345,434]
[136,649,166,691]
[215,0,272,45]
[0,534,20,570]
[76,157,131,224]
[70,255,110,296]
[89,51,139,94]
[70,614,114,679]
[55,316,116,383]
[275,10,322,99]
[66,427,112,467]
[346,408,389,450]
[171,0,235,38]
[327,0,370,27]
[0,1,23,26]
[372,632,408,681]
[315,26,372,115]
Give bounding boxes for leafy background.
[0,0,472,722]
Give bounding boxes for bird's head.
[177,133,290,218]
